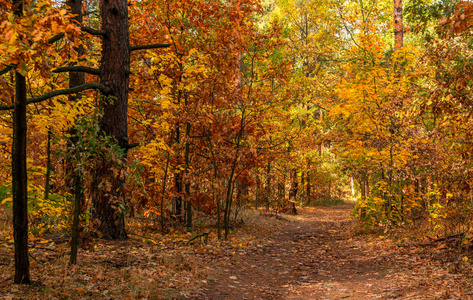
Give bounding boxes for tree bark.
[306,158,311,205]
[300,171,305,207]
[66,0,86,265]
[44,130,52,200]
[394,0,403,50]
[289,168,298,202]
[173,126,182,220]
[12,0,30,284]
[13,72,30,284]
[265,161,271,212]
[92,0,130,240]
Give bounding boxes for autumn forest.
[1,0,473,298]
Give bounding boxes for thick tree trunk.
[92,0,130,240]
[394,0,403,50]
[12,0,30,284]
[13,72,30,284]
[289,168,298,202]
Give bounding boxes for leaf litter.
[1,204,473,299]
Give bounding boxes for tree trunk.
[13,71,30,284]
[255,171,261,209]
[160,152,170,235]
[300,171,305,207]
[92,0,130,240]
[224,127,243,240]
[44,130,52,200]
[12,0,30,284]
[173,126,182,220]
[359,172,368,220]
[306,158,311,205]
[184,113,192,230]
[67,0,85,265]
[394,0,403,50]
[350,176,355,200]
[289,168,298,202]
[70,153,83,265]
[265,161,271,212]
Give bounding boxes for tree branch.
[80,26,105,36]
[48,33,65,44]
[52,66,100,75]
[0,82,109,111]
[0,64,15,76]
[126,142,140,150]
[27,82,108,105]
[130,43,171,52]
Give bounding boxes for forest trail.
[196,204,473,299]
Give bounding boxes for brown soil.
[195,204,473,299]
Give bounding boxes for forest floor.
[195,204,473,299]
[2,204,473,299]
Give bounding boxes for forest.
[1,0,473,298]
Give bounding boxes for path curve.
[197,204,472,299]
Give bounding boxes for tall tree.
[90,0,131,240]
[67,0,86,264]
[12,0,30,285]
[394,0,403,49]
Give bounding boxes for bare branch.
[80,26,105,36]
[0,64,15,76]
[126,142,140,150]
[0,82,109,111]
[130,43,171,52]
[53,66,100,75]
[48,33,65,44]
[0,104,13,111]
[27,82,108,105]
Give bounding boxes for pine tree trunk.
[92,0,130,240]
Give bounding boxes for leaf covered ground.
[2,204,473,299]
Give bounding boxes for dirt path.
[196,205,473,299]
